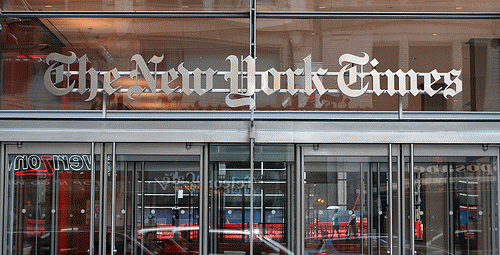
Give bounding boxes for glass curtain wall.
[1,1,500,112]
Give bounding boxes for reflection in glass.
[413,156,499,254]
[1,17,250,111]
[304,156,390,254]
[209,145,295,255]
[113,155,201,254]
[257,19,500,111]
[6,152,98,254]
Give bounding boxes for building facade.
[1,0,500,254]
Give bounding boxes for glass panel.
[303,156,390,254]
[0,17,250,111]
[257,19,500,111]
[210,145,252,255]
[113,154,201,255]
[6,145,96,255]
[4,0,248,12]
[257,0,500,12]
[209,145,295,255]
[413,151,499,254]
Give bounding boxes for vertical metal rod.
[249,0,257,250]
[111,142,116,254]
[201,145,209,255]
[447,163,452,254]
[100,144,108,255]
[368,163,372,255]
[360,162,364,254]
[398,94,403,120]
[466,181,470,255]
[53,161,60,254]
[89,142,96,254]
[410,144,415,255]
[377,163,381,255]
[141,161,145,255]
[35,170,40,253]
[103,91,107,118]
[388,144,393,255]
[250,0,256,58]
[0,143,6,255]
[300,146,305,255]
[398,146,403,255]
[8,145,15,255]
[250,137,255,255]
[497,147,500,255]
[98,143,103,255]
[123,161,128,253]
[132,162,137,254]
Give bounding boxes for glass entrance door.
[106,143,205,255]
[301,144,500,255]
[301,144,393,255]
[3,142,96,255]
[412,145,499,255]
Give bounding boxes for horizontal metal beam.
[257,12,500,19]
[2,11,499,19]
[0,11,250,18]
[2,118,500,144]
[2,110,500,121]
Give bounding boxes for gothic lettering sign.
[44,52,462,109]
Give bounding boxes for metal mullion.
[132,162,138,254]
[360,162,364,254]
[410,144,415,255]
[377,162,381,255]
[8,145,15,255]
[1,143,7,255]
[89,142,96,254]
[249,0,257,246]
[250,138,255,255]
[99,144,107,255]
[200,145,209,255]
[388,144,393,255]
[123,161,128,254]
[111,143,117,254]
[497,147,500,255]
[398,145,404,255]
[140,161,145,255]
[368,163,373,255]
[299,145,305,255]
[53,162,60,254]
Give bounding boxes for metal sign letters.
[44,52,462,109]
